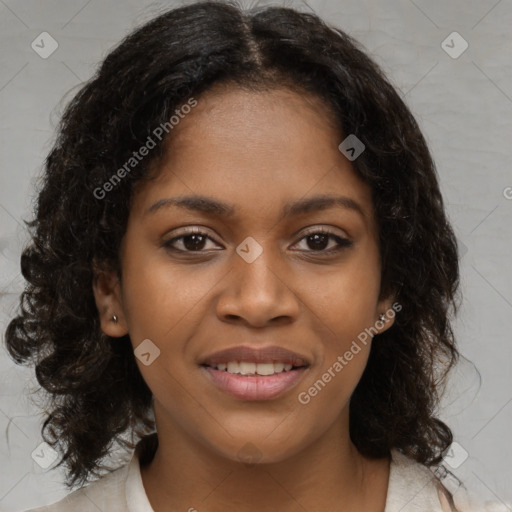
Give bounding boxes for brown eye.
[293,229,353,253]
[305,233,330,251]
[181,233,208,251]
[163,230,221,252]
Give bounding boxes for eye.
[291,228,353,254]
[162,229,222,252]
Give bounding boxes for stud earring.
[111,314,118,323]
[378,313,386,322]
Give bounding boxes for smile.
[207,361,302,375]
[200,364,309,401]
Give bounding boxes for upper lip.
[200,345,310,367]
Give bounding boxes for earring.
[111,314,118,323]
[378,313,386,322]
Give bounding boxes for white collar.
[125,443,156,512]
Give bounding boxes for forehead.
[166,83,342,152]
[132,84,375,227]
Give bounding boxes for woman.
[6,1,480,510]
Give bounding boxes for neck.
[139,416,390,512]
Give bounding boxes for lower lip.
[201,366,308,401]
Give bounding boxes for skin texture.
[93,84,395,512]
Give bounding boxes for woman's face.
[95,84,394,463]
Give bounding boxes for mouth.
[199,345,311,400]
[200,344,310,369]
[199,361,308,376]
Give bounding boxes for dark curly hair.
[4,0,461,493]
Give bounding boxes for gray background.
[0,0,511,510]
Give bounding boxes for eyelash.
[162,227,353,255]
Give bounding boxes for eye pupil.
[307,233,329,251]
[183,234,207,250]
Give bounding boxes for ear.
[92,266,129,337]
[373,294,400,336]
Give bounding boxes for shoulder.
[386,449,510,512]
[24,433,158,512]
[386,449,459,512]
[23,460,131,512]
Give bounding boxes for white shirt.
[23,439,480,512]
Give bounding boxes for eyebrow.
[146,194,365,220]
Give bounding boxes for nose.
[215,245,301,328]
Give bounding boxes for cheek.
[296,275,375,423]
[295,249,380,399]
[119,246,220,342]
[302,257,381,343]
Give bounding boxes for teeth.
[214,361,295,375]
[274,362,285,373]
[227,361,239,373]
[239,361,256,374]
